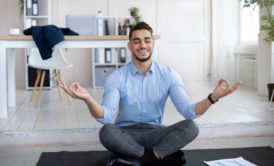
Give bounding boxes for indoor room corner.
[0,0,274,166]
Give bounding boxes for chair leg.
[38,70,46,107]
[58,70,71,105]
[30,70,42,102]
[53,69,63,102]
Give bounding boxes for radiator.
[234,45,257,88]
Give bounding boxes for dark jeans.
[99,120,199,159]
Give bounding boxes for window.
[239,2,259,43]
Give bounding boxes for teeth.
[139,49,147,52]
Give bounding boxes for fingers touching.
[59,81,79,98]
[215,79,241,99]
[231,81,241,91]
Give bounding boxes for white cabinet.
[92,47,130,88]
[24,0,51,28]
[92,16,131,88]
[23,0,52,89]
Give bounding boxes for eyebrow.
[132,36,152,41]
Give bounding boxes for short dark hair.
[129,22,153,40]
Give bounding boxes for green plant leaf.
[18,0,24,15]
[241,0,274,42]
[129,7,142,26]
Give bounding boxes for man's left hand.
[211,79,241,101]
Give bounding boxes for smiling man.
[60,22,241,166]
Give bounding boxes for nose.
[139,40,146,48]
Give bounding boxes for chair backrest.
[28,48,73,70]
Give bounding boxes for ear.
[127,42,132,51]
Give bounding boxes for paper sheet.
[204,157,257,166]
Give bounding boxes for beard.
[134,52,152,62]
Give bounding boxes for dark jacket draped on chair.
[23,25,78,60]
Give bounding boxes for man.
[60,22,241,166]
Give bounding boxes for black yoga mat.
[36,146,274,166]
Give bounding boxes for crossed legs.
[99,120,199,160]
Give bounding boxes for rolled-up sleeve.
[169,70,197,119]
[95,72,120,124]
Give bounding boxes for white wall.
[257,7,274,96]
[257,32,272,95]
[157,0,210,82]
[54,0,211,85]
[0,0,25,89]
[1,0,211,88]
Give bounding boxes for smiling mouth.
[138,48,148,54]
[139,51,147,54]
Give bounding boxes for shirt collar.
[129,61,155,75]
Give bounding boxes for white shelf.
[117,63,127,66]
[92,47,130,88]
[91,15,131,88]
[25,15,49,19]
[95,63,116,66]
[24,0,52,90]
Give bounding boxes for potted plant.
[242,0,274,42]
[128,7,142,26]
[18,0,24,16]
[242,0,274,101]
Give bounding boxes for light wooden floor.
[0,81,273,132]
[0,81,274,149]
[1,82,274,166]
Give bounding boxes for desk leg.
[7,48,16,107]
[0,46,8,118]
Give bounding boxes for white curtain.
[211,0,239,83]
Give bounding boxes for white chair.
[28,47,73,106]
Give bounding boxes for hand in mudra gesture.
[212,79,241,100]
[59,82,91,101]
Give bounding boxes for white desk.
[0,35,160,118]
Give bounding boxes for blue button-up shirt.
[96,61,197,127]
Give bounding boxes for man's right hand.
[59,82,91,101]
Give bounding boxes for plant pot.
[267,83,274,102]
